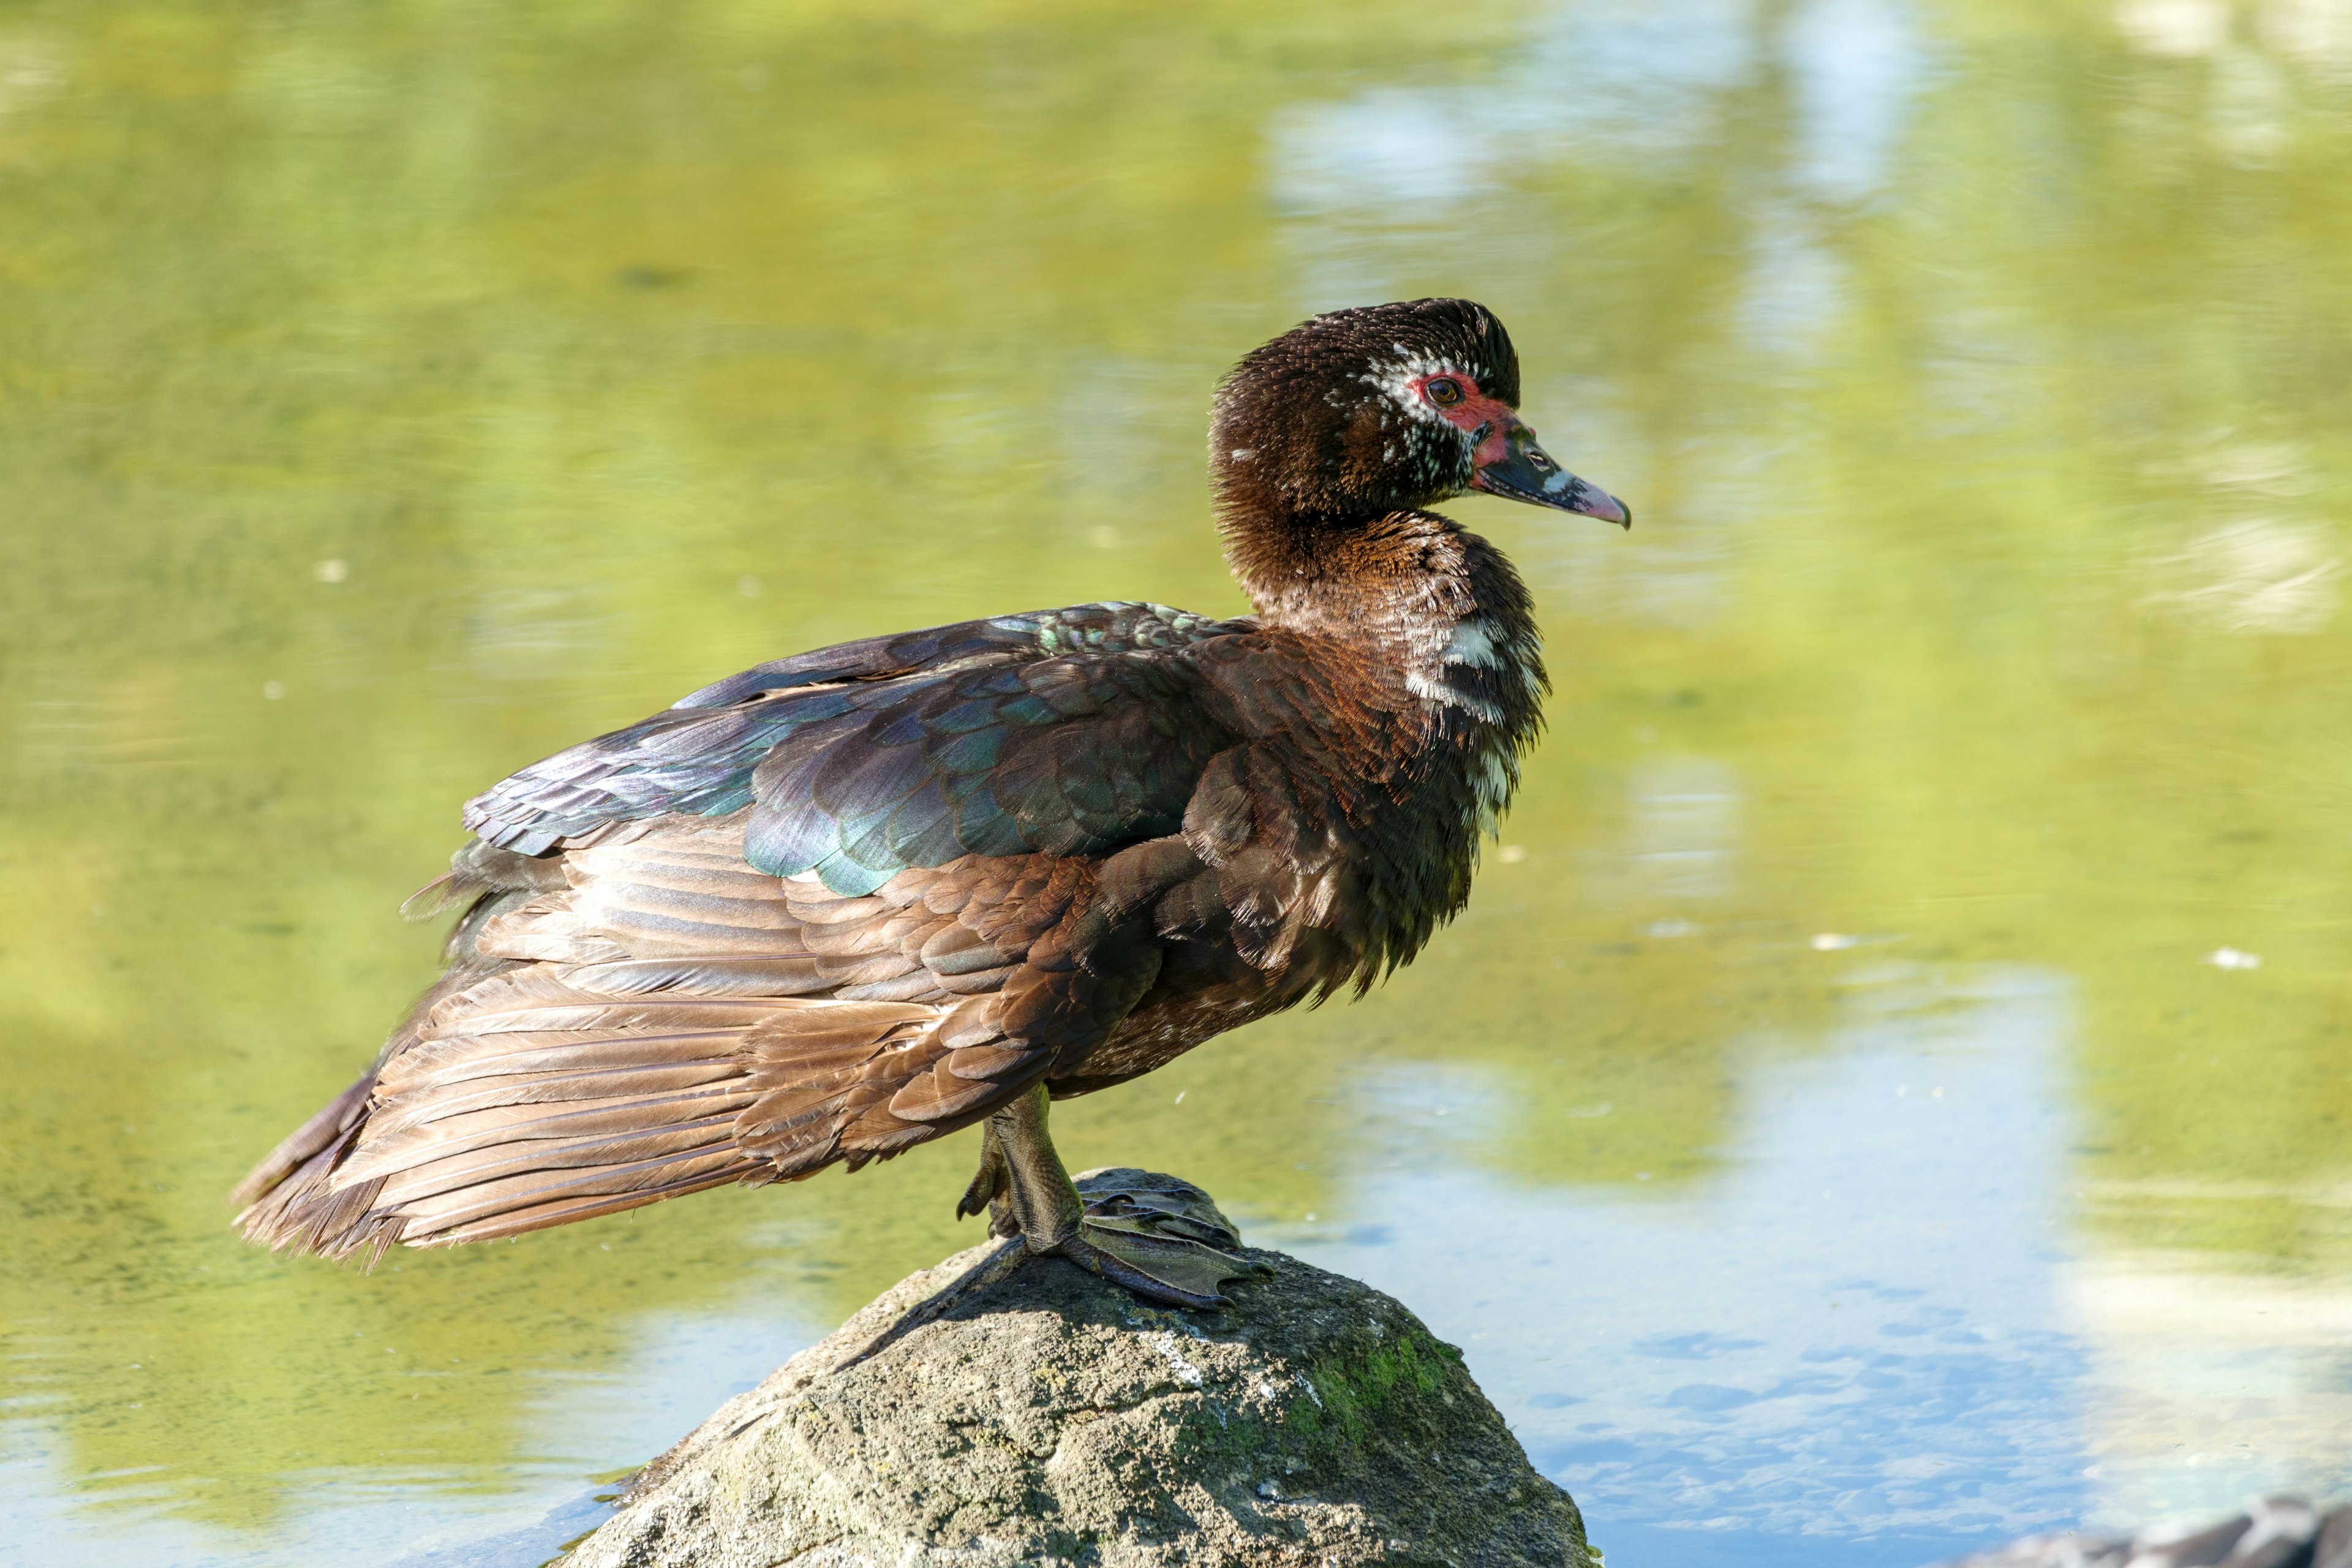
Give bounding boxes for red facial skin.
[1407,372,1525,469]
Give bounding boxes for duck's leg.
[977,1081,1256,1310]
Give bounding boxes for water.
[3,2,2350,1564]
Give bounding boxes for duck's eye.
[1425,377,1464,407]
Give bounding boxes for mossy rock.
[563,1177,1591,1568]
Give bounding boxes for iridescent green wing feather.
[461,603,1246,891]
[742,647,1234,894]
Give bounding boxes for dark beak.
[1469,424,1632,529]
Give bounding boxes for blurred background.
[2,1,2350,1564]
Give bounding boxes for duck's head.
[1209,298,1630,539]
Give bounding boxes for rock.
[562,1170,1592,1568]
[1931,1495,2352,1568]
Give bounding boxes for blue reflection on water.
[0,1306,823,1568]
[1279,965,2087,1568]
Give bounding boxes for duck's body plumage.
[233,298,1624,1301]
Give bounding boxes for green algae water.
[4,2,2351,1563]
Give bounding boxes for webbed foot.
[966,1085,1263,1311]
[1056,1167,1265,1310]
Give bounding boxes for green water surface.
[2,2,2350,1564]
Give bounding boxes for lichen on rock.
[562,1171,1592,1568]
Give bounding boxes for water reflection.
[2068,1252,2352,1526]
[3,1,2351,1564]
[1287,962,2352,1565]
[2141,518,2342,635]
[1289,966,2088,1565]
[1606,757,1747,902]
[1782,0,1924,203]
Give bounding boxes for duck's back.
[463,600,1250,886]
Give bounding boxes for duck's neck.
[1223,507,1548,739]
[1222,505,1550,976]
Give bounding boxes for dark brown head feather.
[1210,299,1518,524]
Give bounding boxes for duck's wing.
[462,602,1248,889]
[232,820,1172,1262]
[231,607,1266,1258]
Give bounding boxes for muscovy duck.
[230,298,1629,1308]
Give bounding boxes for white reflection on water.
[1267,0,1763,222]
[2140,519,2342,635]
[2116,0,2352,84]
[2261,0,2352,78]
[1590,756,1747,905]
[1267,0,1931,423]
[1278,970,2059,1564]
[1267,0,1767,306]
[2117,0,2234,57]
[1278,963,2352,1566]
[2067,1254,2352,1530]
[1268,89,1501,217]
[1781,0,1924,205]
[1736,205,1849,358]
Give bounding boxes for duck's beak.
[1469,423,1632,528]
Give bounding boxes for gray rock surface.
[1932,1495,2352,1568]
[562,1170,1591,1568]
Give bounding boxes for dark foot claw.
[956,1128,1014,1235]
[1055,1167,1262,1309]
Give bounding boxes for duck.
[229,298,1630,1308]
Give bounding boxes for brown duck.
[230,298,1630,1308]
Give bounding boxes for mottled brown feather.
[233,816,1106,1258]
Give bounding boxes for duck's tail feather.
[230,965,1023,1262]
[227,1071,374,1212]
[233,824,1057,1262]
